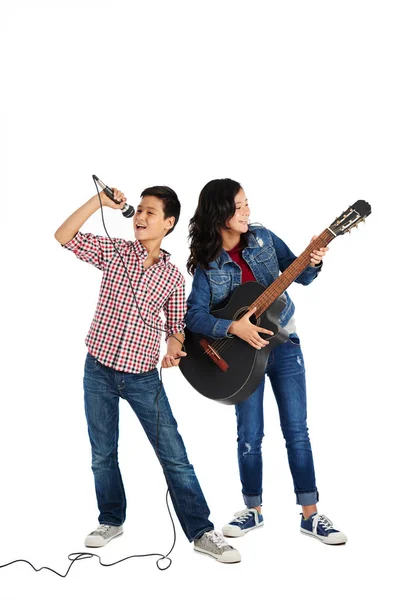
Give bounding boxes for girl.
[185,178,347,545]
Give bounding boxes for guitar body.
[179,282,289,405]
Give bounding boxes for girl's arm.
[269,230,323,286]
[186,267,273,348]
[186,267,234,338]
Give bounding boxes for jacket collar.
[211,230,260,269]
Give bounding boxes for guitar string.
[204,231,333,360]
[210,237,326,355]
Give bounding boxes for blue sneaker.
[300,512,347,545]
[222,508,264,537]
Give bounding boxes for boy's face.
[133,196,174,243]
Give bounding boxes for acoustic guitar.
[179,200,371,405]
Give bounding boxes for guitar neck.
[252,229,335,316]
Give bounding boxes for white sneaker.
[84,524,124,547]
[193,530,241,563]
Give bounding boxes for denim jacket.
[186,224,322,339]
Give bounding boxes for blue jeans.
[83,353,214,542]
[235,335,319,507]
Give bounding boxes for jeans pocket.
[129,368,160,390]
[84,353,102,372]
[140,368,159,379]
[288,335,301,346]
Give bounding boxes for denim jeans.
[83,353,214,541]
[235,335,319,507]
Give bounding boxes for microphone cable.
[0,177,187,577]
[0,485,176,577]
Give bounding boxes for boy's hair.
[140,186,180,236]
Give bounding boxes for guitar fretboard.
[251,229,335,316]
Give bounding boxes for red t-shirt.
[227,244,256,283]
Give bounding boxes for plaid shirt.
[64,232,186,373]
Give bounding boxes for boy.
[54,184,241,563]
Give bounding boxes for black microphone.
[92,174,135,218]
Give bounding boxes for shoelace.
[311,513,334,534]
[205,531,229,549]
[95,525,112,534]
[233,509,254,524]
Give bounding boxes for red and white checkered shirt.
[64,232,186,373]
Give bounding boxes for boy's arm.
[161,278,187,368]
[162,332,187,368]
[54,189,127,246]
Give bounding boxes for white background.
[2,1,399,599]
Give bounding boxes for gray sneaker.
[84,524,124,548]
[193,530,241,563]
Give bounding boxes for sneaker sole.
[300,528,347,545]
[222,522,264,538]
[193,547,241,563]
[85,531,124,548]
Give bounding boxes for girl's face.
[225,188,250,234]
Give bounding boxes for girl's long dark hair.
[187,178,249,275]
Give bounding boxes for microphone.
[92,174,135,218]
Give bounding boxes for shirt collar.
[132,239,171,266]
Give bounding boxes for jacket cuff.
[212,318,234,338]
[310,260,323,270]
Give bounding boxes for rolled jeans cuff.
[243,493,262,508]
[296,489,319,506]
[192,526,214,542]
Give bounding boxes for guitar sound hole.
[249,313,258,326]
[233,307,261,327]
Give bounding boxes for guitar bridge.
[199,339,229,372]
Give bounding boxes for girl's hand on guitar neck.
[309,235,329,266]
[228,306,274,350]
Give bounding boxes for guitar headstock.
[328,200,371,236]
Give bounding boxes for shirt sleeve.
[163,276,187,341]
[63,231,126,271]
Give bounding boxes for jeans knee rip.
[243,442,252,455]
